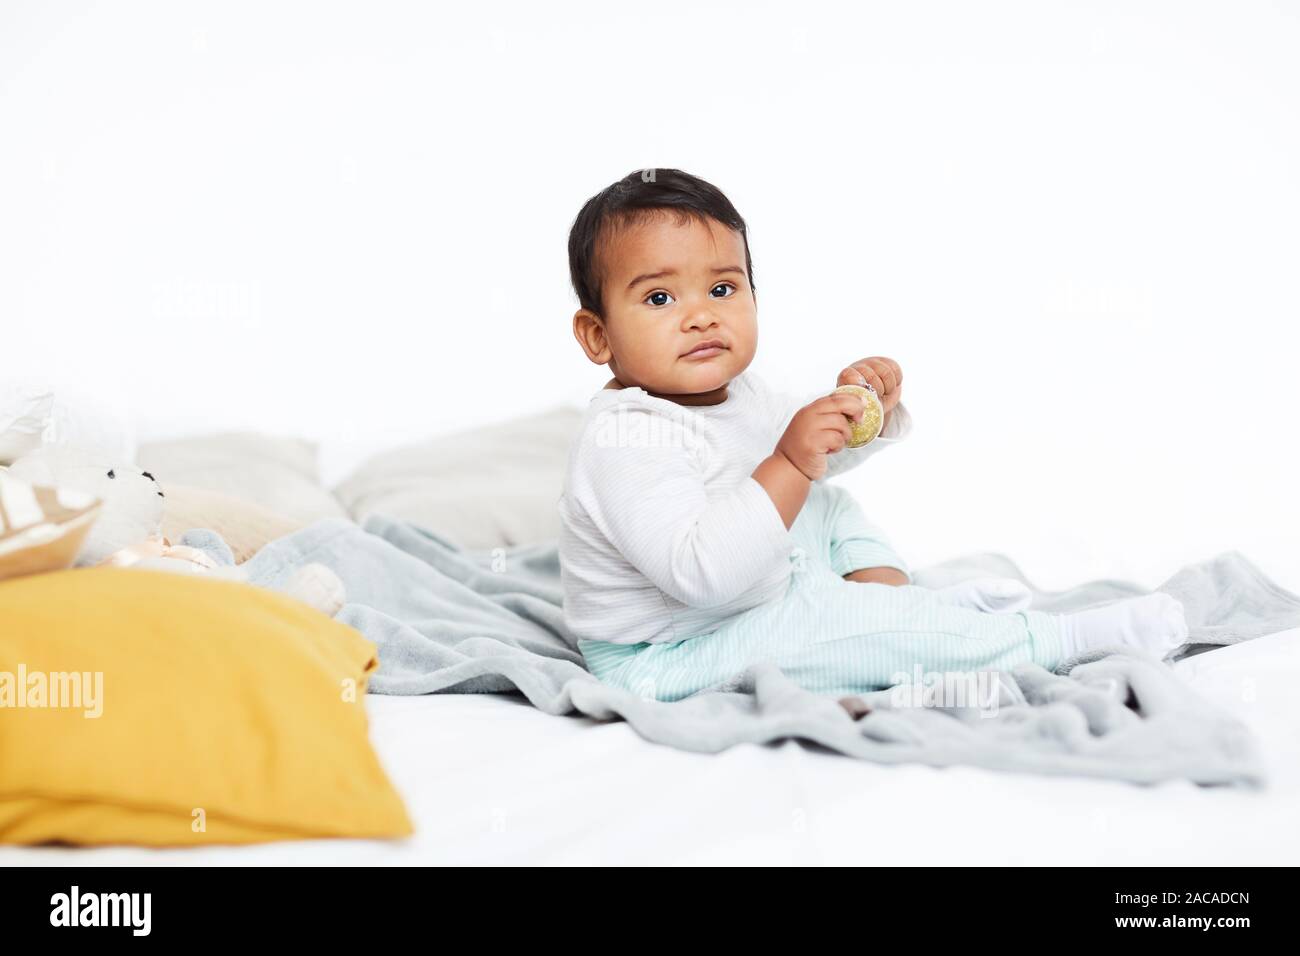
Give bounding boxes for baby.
[558,168,1189,702]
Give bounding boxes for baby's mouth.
[681,339,728,359]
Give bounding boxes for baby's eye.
[710,283,736,298]
[645,290,674,307]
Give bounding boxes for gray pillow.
[333,405,584,550]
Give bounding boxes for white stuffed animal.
[6,445,163,566]
[5,445,344,616]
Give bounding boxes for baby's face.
[591,213,757,397]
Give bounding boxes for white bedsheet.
[5,627,1298,866]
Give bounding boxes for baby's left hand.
[838,357,903,415]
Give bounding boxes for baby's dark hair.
[567,168,756,318]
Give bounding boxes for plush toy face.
[5,446,165,566]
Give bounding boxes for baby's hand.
[838,357,903,415]
[775,392,862,481]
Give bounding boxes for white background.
[2,0,1296,591]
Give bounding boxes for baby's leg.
[603,566,1188,702]
[793,482,911,582]
[805,483,1030,612]
[607,570,1066,701]
[769,581,1064,698]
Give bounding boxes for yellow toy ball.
[833,383,884,447]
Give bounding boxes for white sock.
[1055,593,1189,660]
[932,577,1033,614]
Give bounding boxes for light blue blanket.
[244,515,1300,788]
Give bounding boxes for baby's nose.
[684,306,718,327]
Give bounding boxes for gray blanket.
[244,516,1300,789]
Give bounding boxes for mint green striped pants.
[578,482,1065,702]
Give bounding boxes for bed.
[2,407,1297,865]
[3,624,1297,866]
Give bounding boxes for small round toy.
[833,383,884,447]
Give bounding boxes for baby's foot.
[932,577,1033,614]
[1055,593,1188,661]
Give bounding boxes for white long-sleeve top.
[558,368,913,646]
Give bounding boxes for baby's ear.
[572,309,611,364]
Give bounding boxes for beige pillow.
[160,484,305,564]
[137,432,347,526]
[0,470,101,580]
[333,405,584,549]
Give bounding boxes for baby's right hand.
[775,392,865,481]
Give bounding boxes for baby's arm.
[575,406,792,609]
[822,400,912,480]
[758,372,913,482]
[747,368,914,585]
[751,390,866,526]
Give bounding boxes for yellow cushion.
[0,567,413,846]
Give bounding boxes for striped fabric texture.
[0,470,101,580]
[579,480,1064,701]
